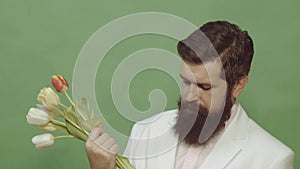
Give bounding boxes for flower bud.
[36,104,56,117]
[38,123,58,132]
[37,87,60,110]
[32,133,55,149]
[26,107,50,125]
[51,75,69,92]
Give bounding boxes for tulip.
[36,104,47,111]
[26,107,50,125]
[32,133,55,149]
[36,104,56,117]
[52,75,69,92]
[37,87,60,110]
[38,123,58,132]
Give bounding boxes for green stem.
[50,119,67,128]
[54,108,65,117]
[59,90,134,169]
[76,108,88,121]
[65,117,89,136]
[63,91,87,121]
[64,91,75,106]
[54,135,75,139]
[49,118,68,134]
[116,155,136,169]
[59,103,69,110]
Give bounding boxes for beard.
[173,92,234,145]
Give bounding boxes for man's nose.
[184,84,199,102]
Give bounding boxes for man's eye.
[203,86,211,91]
[183,79,191,85]
[198,85,211,91]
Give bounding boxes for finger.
[85,137,96,153]
[109,144,119,155]
[102,138,115,149]
[94,133,109,146]
[89,127,104,141]
[98,140,119,155]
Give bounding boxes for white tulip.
[26,107,50,125]
[32,133,55,149]
[37,87,60,110]
[36,104,56,117]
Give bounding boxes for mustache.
[177,100,209,116]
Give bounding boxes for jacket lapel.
[144,102,250,169]
[156,117,179,169]
[146,111,179,169]
[199,102,250,169]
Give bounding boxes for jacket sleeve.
[268,150,295,169]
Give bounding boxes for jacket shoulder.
[247,119,293,154]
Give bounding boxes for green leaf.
[73,97,102,132]
[64,111,88,141]
[54,124,69,134]
[49,119,68,134]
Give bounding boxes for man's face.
[180,61,227,113]
[174,61,233,145]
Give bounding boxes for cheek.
[181,84,189,97]
[205,88,227,111]
[198,92,211,107]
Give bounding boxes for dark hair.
[177,21,254,89]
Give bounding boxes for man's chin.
[174,99,232,145]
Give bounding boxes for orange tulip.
[51,75,69,92]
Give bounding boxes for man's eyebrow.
[179,74,212,86]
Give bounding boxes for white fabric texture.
[124,102,295,169]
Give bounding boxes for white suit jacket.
[124,102,294,169]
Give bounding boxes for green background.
[0,0,299,168]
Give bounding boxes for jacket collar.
[158,102,250,169]
[199,102,250,169]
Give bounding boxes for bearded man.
[85,21,294,169]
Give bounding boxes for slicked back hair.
[177,21,254,90]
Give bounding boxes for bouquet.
[26,75,135,169]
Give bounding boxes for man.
[85,21,295,169]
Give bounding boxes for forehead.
[180,61,225,84]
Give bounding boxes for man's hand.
[85,125,119,169]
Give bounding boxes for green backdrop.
[0,0,299,168]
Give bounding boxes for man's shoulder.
[224,103,294,167]
[231,103,293,155]
[245,118,293,155]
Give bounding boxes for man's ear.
[232,76,248,98]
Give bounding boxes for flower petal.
[32,133,54,149]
